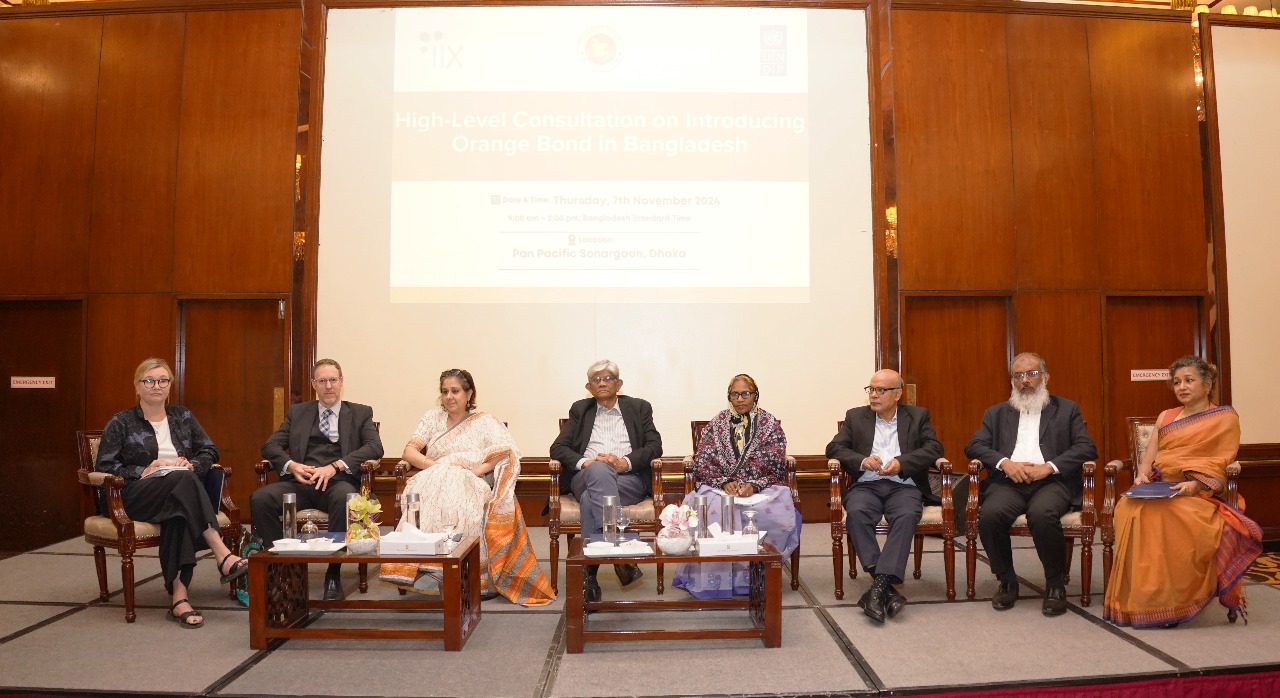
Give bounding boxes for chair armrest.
[937,457,954,506]
[1080,461,1097,525]
[1226,462,1241,508]
[547,459,562,518]
[650,457,666,511]
[681,455,695,496]
[210,464,239,521]
[965,459,983,539]
[254,459,273,487]
[785,455,800,505]
[828,458,843,521]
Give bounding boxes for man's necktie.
[320,408,338,443]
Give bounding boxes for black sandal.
[217,553,249,584]
[167,599,204,629]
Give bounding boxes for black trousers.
[978,480,1071,588]
[249,479,357,544]
[844,479,923,585]
[122,471,220,594]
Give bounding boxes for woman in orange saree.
[1103,356,1261,628]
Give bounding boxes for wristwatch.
[334,461,349,474]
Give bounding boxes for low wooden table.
[564,537,782,653]
[248,536,481,650]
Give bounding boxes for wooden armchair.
[1101,416,1241,616]
[76,430,241,622]
[965,457,1110,606]
[828,421,962,601]
[253,446,380,594]
[689,420,801,590]
[547,419,668,593]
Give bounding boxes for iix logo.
[419,31,464,69]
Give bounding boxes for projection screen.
[317,5,876,456]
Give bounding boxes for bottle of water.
[602,495,619,545]
[722,494,736,535]
[281,493,297,539]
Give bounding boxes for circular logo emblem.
[579,27,622,71]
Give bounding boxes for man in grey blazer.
[550,359,663,602]
[252,358,384,600]
[965,352,1097,616]
[827,369,943,623]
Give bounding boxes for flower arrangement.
[658,504,698,536]
[345,489,382,542]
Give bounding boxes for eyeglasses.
[588,375,618,384]
[440,369,464,379]
[864,386,900,396]
[1012,370,1044,381]
[728,391,757,400]
[313,377,341,386]
[138,378,171,388]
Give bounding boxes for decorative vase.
[346,536,378,554]
[655,526,693,555]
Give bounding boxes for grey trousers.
[570,460,647,537]
[844,479,923,585]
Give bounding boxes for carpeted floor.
[2,526,1278,698]
[1244,552,1280,589]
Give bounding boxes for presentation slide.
[366,7,819,302]
[317,5,876,455]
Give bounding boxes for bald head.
[867,369,904,418]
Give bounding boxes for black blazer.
[825,404,943,503]
[964,395,1097,505]
[549,395,663,495]
[260,400,384,487]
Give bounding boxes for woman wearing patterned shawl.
[672,374,800,598]
[380,369,554,606]
[1104,356,1262,628]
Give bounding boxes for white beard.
[1008,382,1050,414]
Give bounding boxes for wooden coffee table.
[564,537,782,653]
[248,535,481,650]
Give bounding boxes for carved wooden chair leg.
[790,548,801,590]
[832,529,845,600]
[912,534,924,579]
[93,546,110,602]
[358,563,369,593]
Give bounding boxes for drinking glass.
[617,512,631,540]
[441,520,457,551]
[741,510,761,550]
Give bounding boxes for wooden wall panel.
[1012,292,1104,455]
[0,17,101,296]
[893,11,1015,291]
[85,294,175,429]
[180,299,288,513]
[1006,16,1099,290]
[1089,19,1206,291]
[901,296,1011,463]
[89,14,185,294]
[1101,295,1202,466]
[174,9,301,293]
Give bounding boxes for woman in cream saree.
[380,370,553,606]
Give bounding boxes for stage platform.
[1,526,1277,697]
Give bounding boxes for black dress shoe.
[584,575,602,605]
[863,576,889,624]
[614,564,644,589]
[323,574,344,601]
[1042,586,1068,617]
[991,581,1019,611]
[885,584,907,619]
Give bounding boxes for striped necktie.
[319,408,338,443]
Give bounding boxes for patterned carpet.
[1244,552,1280,588]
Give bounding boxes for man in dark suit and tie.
[550,359,663,602]
[965,352,1097,616]
[827,369,943,623]
[252,358,384,600]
